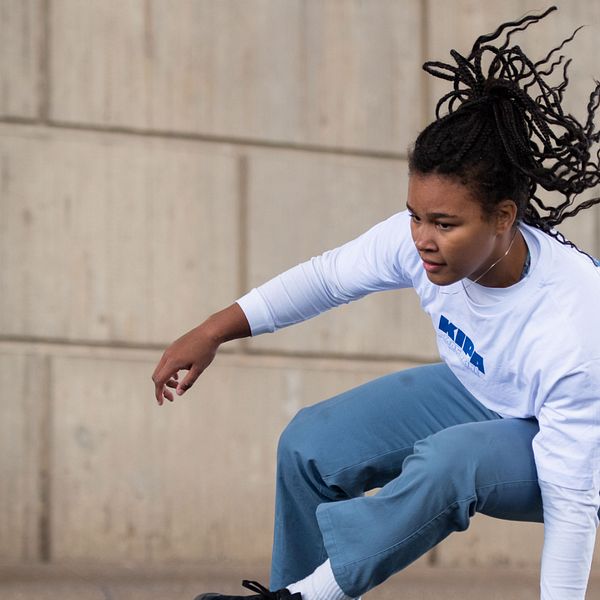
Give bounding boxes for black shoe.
[194,580,302,600]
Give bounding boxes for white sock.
[286,559,353,600]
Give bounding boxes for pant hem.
[316,504,356,597]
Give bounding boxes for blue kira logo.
[438,315,485,374]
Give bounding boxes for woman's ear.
[494,199,518,234]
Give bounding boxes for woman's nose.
[413,228,437,252]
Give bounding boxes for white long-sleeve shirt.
[539,481,599,599]
[236,210,600,598]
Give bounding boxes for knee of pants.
[406,428,478,499]
[276,403,348,500]
[277,405,322,472]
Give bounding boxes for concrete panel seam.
[0,335,239,354]
[0,335,436,365]
[420,0,431,129]
[40,0,51,120]
[38,354,52,562]
[596,202,600,259]
[238,154,249,300]
[0,116,41,126]
[243,348,436,366]
[0,118,409,162]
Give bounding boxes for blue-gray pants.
[270,363,544,597]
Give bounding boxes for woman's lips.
[422,259,445,273]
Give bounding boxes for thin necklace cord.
[440,229,519,296]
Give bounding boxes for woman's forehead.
[407,173,482,216]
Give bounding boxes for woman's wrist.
[201,303,252,345]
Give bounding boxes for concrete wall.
[1,0,599,571]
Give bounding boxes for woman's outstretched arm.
[152,211,412,405]
[151,302,250,405]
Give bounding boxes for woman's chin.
[424,269,460,286]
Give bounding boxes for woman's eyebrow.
[406,202,459,219]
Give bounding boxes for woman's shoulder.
[522,224,600,345]
[524,224,600,289]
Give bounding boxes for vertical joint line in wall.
[596,208,600,260]
[143,0,154,124]
[238,154,249,300]
[38,354,52,562]
[420,0,431,129]
[237,154,251,353]
[39,0,51,121]
[428,545,439,567]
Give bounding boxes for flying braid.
[409,5,600,257]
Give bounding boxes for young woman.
[152,7,600,600]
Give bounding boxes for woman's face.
[407,173,516,287]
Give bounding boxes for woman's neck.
[474,229,529,288]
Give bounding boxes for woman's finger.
[176,365,202,395]
[154,362,178,405]
[152,351,169,383]
[163,387,174,402]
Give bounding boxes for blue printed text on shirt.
[438,315,485,375]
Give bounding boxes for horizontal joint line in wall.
[0,118,407,161]
[0,336,433,365]
[0,335,207,353]
[243,347,433,366]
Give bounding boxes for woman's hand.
[152,325,219,405]
[151,303,251,406]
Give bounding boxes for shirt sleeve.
[539,480,599,600]
[532,361,600,490]
[532,363,600,598]
[236,211,414,335]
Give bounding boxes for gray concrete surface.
[2,562,600,600]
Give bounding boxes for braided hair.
[408,6,600,256]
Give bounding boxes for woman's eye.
[409,213,420,222]
[437,222,453,230]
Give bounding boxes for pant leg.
[317,417,543,597]
[270,363,501,590]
